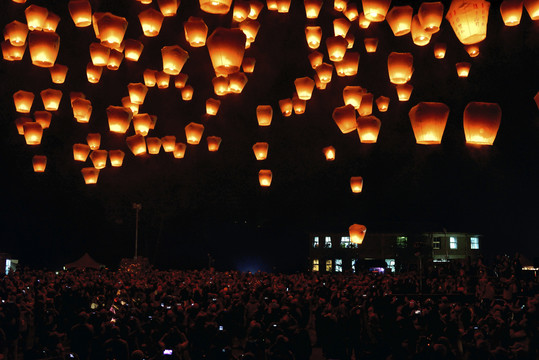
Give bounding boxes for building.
[309,232,482,273]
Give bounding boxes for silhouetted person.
[69,312,94,360]
[103,326,129,360]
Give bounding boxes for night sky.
[1,0,538,271]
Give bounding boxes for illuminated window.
[313,236,319,248]
[325,259,332,272]
[385,259,395,273]
[450,237,458,249]
[396,236,407,248]
[352,259,357,273]
[341,236,354,248]
[470,237,479,250]
[324,236,332,248]
[335,259,342,272]
[312,259,319,272]
[433,237,441,250]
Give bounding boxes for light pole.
[133,203,142,260]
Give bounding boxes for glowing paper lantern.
[434,43,447,58]
[308,51,324,69]
[175,73,189,88]
[72,98,92,123]
[90,150,107,169]
[2,41,26,61]
[212,76,229,96]
[157,0,180,16]
[43,12,60,32]
[333,18,351,37]
[89,42,110,66]
[314,74,326,90]
[13,90,34,113]
[456,62,471,77]
[249,1,264,18]
[206,98,221,116]
[253,142,269,160]
[161,45,189,76]
[344,3,359,20]
[276,0,291,12]
[32,155,47,172]
[143,69,157,87]
[86,63,103,83]
[49,64,67,83]
[4,21,28,46]
[362,0,391,22]
[305,0,323,18]
[326,36,348,61]
[181,85,194,100]
[279,98,293,116]
[173,143,187,158]
[239,19,260,46]
[463,102,501,145]
[305,26,322,49]
[200,0,232,14]
[109,150,125,167]
[408,102,449,144]
[34,111,52,129]
[358,13,371,28]
[182,17,208,48]
[364,38,378,53]
[376,96,390,112]
[161,136,176,152]
[332,104,357,134]
[207,28,246,75]
[418,2,444,33]
[107,49,123,70]
[257,105,273,126]
[185,122,204,145]
[81,168,99,184]
[411,15,432,46]
[228,72,248,93]
[242,57,255,73]
[124,39,143,61]
[15,117,31,135]
[126,134,147,155]
[334,0,348,12]
[70,92,85,106]
[121,97,138,115]
[387,52,414,84]
[446,0,490,45]
[335,52,359,76]
[128,83,148,105]
[350,177,363,193]
[146,137,162,154]
[356,116,381,143]
[139,9,164,37]
[396,84,413,102]
[345,33,355,49]
[358,93,373,116]
[156,71,170,88]
[86,133,101,150]
[132,114,151,136]
[233,1,250,21]
[524,0,539,20]
[23,122,43,145]
[96,13,128,48]
[25,5,48,31]
[386,5,413,36]
[349,224,366,244]
[535,92,539,109]
[207,136,222,151]
[73,144,91,161]
[343,86,364,109]
[107,106,132,134]
[40,89,62,111]
[316,63,334,83]
[465,45,480,57]
[68,0,92,27]
[294,77,315,101]
[28,31,60,68]
[293,95,306,114]
[323,146,336,161]
[258,170,272,187]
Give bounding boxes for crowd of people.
[0,253,537,360]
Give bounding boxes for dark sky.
[1,0,539,271]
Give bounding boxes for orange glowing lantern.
[242,57,255,73]
[182,17,208,48]
[157,0,180,16]
[89,42,110,66]
[13,90,34,113]
[124,39,143,61]
[25,5,48,31]
[72,98,92,123]
[139,9,164,37]
[344,3,359,20]
[28,31,60,68]
[304,26,322,50]
[173,143,187,158]
[334,0,348,12]
[396,84,413,101]
[268,0,278,10]
[463,102,501,145]
[212,76,229,96]
[434,43,447,58]
[333,18,351,37]
[465,45,480,57]
[335,51,359,76]
[161,136,176,152]
[364,38,379,53]
[323,146,336,161]
[239,19,260,47]
[252,142,269,160]
[446,0,490,45]
[207,28,246,75]
[295,77,315,100]
[161,45,189,75]
[143,69,157,87]
[23,122,43,145]
[2,41,26,61]
[349,224,366,244]
[107,106,132,133]
[43,12,60,32]
[316,63,334,83]
[358,93,373,116]
[15,117,31,135]
[233,1,250,22]
[109,150,125,167]
[185,122,204,145]
[90,150,107,169]
[86,133,101,150]
[146,137,162,154]
[4,21,28,46]
[49,64,67,84]
[249,1,264,18]
[276,0,291,12]
[107,49,123,70]
[326,36,348,61]
[181,85,194,100]
[535,92,539,109]
[356,116,381,143]
[200,0,232,14]
[70,92,85,106]
[418,2,444,33]
[388,52,414,84]
[525,0,539,19]
[314,74,327,90]
[456,62,471,77]
[206,98,221,116]
[150,115,157,129]
[68,0,92,27]
[358,13,371,28]
[128,83,148,105]
[376,96,390,112]
[408,102,450,144]
[86,63,103,83]
[343,86,364,109]
[308,51,324,69]
[386,5,413,36]
[207,136,222,151]
[411,15,432,46]
[345,33,355,49]
[32,155,47,172]
[132,113,151,136]
[81,168,99,184]
[156,71,170,88]
[362,0,391,21]
[256,105,273,126]
[350,177,363,193]
[305,0,323,18]
[121,96,139,115]
[293,95,306,114]
[332,104,357,134]
[96,13,128,48]
[126,134,147,155]
[279,98,293,116]
[228,72,248,93]
[40,89,62,111]
[34,111,51,129]
[73,144,91,161]
[258,170,272,187]
[174,73,189,88]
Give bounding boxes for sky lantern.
[279,98,293,116]
[344,3,359,20]
[139,9,164,37]
[356,115,381,143]
[32,155,47,172]
[456,62,471,77]
[362,0,391,22]
[34,111,51,129]
[326,36,348,61]
[96,13,128,48]
[73,144,91,161]
[70,92,85,105]
[207,28,246,75]
[293,94,307,114]
[525,0,539,19]
[81,168,99,184]
[465,45,480,57]
[199,0,232,14]
[143,69,157,87]
[107,49,123,70]
[86,63,103,83]
[332,104,357,134]
[500,0,523,25]
[150,115,157,129]
[376,96,390,112]
[156,71,170,88]
[121,97,139,115]
[15,117,32,135]
[207,136,222,152]
[434,43,447,58]
[109,150,125,167]
[446,0,491,45]
[242,57,255,73]
[146,137,162,154]
[308,51,324,69]
[40,89,62,111]
[252,142,269,160]
[386,5,413,36]
[333,18,351,37]
[181,85,194,101]
[157,0,180,16]
[68,0,92,27]
[305,0,323,18]
[128,83,148,105]
[133,113,152,136]
[248,1,264,18]
[206,98,221,116]
[358,13,371,28]
[23,122,43,145]
[409,102,450,144]
[86,133,101,150]
[90,150,107,169]
[295,77,315,101]
[305,26,322,49]
[212,76,229,96]
[363,38,379,53]
[334,0,348,12]
[276,0,291,12]
[258,170,272,187]
[25,5,48,31]
[256,105,273,126]
[314,74,327,90]
[396,84,413,101]
[89,43,110,66]
[184,17,208,48]
[535,92,539,109]
[49,64,67,84]
[267,0,278,11]
[316,63,334,83]
[161,136,176,152]
[185,122,205,145]
[418,2,444,33]
[2,41,26,61]
[345,33,355,49]
[463,102,502,145]
[72,98,92,123]
[349,224,366,244]
[107,106,132,133]
[173,143,187,158]
[343,86,364,109]
[92,13,104,39]
[233,1,250,22]
[358,93,374,116]
[28,31,60,68]
[126,134,147,155]
[43,12,60,32]
[228,72,248,93]
[124,39,143,61]
[387,52,414,84]
[174,73,189,88]
[350,177,363,193]
[13,90,34,113]
[411,15,432,46]
[161,45,189,75]
[4,21,28,46]
[335,52,359,76]
[323,146,336,161]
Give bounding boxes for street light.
[133,203,142,260]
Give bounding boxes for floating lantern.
[411,15,432,46]
[107,49,123,70]
[233,1,250,22]
[446,0,490,45]
[96,13,128,48]
[276,0,291,12]
[207,136,222,151]
[465,44,480,57]
[175,73,189,88]
[258,170,272,187]
[90,150,107,169]
[86,63,103,83]
[121,97,138,115]
[463,102,501,145]
[73,144,91,161]
[362,0,391,21]
[387,52,414,84]
[107,106,132,133]
[40,89,62,111]
[356,115,381,143]
[240,19,260,47]
[335,52,359,76]
[305,26,322,49]
[43,12,60,32]
[143,69,157,87]
[86,133,101,150]
[68,0,92,27]
[500,0,523,25]
[212,76,229,96]
[185,122,204,145]
[15,117,32,135]
[200,0,232,14]
[72,98,92,123]
[293,95,306,114]
[305,0,323,18]
[139,9,164,37]
[333,18,351,37]
[386,5,413,36]
[345,33,355,49]
[161,45,189,75]
[525,0,539,19]
[535,92,539,109]
[364,38,378,53]
[408,102,450,144]
[146,137,162,154]
[25,5,48,31]
[418,2,444,33]
[314,74,326,90]
[326,36,348,61]
[456,62,471,77]
[308,51,324,69]
[109,150,125,167]
[316,63,333,83]
[173,143,187,158]
[49,64,67,83]
[376,96,390,112]
[249,1,264,18]
[279,98,293,116]
[344,3,359,20]
[358,13,371,28]
[206,98,221,116]
[13,90,34,113]
[349,224,366,244]
[126,134,146,155]
[396,84,413,101]
[89,42,110,66]
[358,93,373,116]
[434,42,447,58]
[23,122,43,145]
[132,113,151,136]
[124,39,143,61]
[156,71,170,88]
[149,115,156,129]
[343,86,364,109]
[334,0,348,12]
[257,105,273,126]
[228,72,248,93]
[2,41,26,61]
[295,77,315,100]
[181,85,194,100]
[4,21,28,46]
[323,146,336,161]
[70,92,85,105]
[28,31,60,68]
[350,177,363,193]
[157,0,180,16]
[161,136,176,152]
[34,111,51,129]
[81,168,99,184]
[183,17,208,48]
[252,142,269,160]
[332,104,357,133]
[32,155,47,172]
[128,83,148,105]
[207,28,246,75]
[242,57,255,73]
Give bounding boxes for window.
[335,259,342,272]
[433,237,441,250]
[450,237,458,249]
[313,236,319,248]
[470,237,479,250]
[341,236,354,248]
[312,259,319,272]
[351,259,357,273]
[325,259,332,272]
[396,236,408,248]
[324,236,332,248]
[385,259,395,273]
